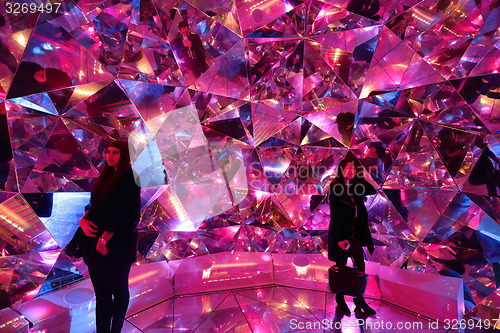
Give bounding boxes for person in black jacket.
[328,153,377,316]
[172,21,208,79]
[79,140,141,333]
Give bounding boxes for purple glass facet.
[0,0,499,325]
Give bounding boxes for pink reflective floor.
[126,286,456,333]
[10,254,467,333]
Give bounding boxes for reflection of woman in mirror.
[328,153,377,316]
[172,21,208,79]
[469,135,500,197]
[7,61,72,104]
[336,112,355,146]
[361,142,391,184]
[7,62,46,98]
[42,136,83,175]
[437,127,465,178]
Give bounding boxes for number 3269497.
[5,2,62,15]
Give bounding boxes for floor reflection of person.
[79,140,141,333]
[172,21,208,79]
[328,153,377,317]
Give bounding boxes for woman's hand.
[96,239,108,255]
[79,217,98,237]
[338,240,350,250]
[96,231,113,256]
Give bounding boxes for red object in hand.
[338,240,350,250]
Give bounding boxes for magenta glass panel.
[13,261,173,332]
[234,286,322,333]
[0,307,29,333]
[0,0,499,322]
[273,253,330,291]
[193,293,252,332]
[173,291,231,331]
[174,252,273,295]
[127,261,174,316]
[379,265,464,323]
[127,298,174,332]
[14,278,96,333]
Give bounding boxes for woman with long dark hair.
[79,140,141,333]
[328,152,377,316]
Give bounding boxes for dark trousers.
[88,265,131,333]
[336,238,365,300]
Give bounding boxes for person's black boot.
[353,297,376,316]
[335,294,351,316]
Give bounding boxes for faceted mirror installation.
[0,0,499,324]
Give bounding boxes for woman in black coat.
[79,140,141,333]
[328,154,377,316]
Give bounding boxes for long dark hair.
[92,140,132,198]
[336,152,363,182]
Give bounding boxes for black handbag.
[328,265,368,298]
[64,227,87,258]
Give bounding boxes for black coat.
[83,170,141,267]
[328,176,376,262]
[172,33,208,73]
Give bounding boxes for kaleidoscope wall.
[0,0,499,321]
